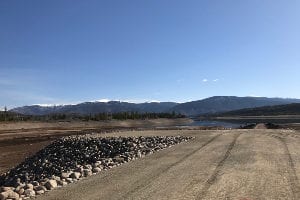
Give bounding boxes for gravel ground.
[33,129,300,200]
[2,129,300,200]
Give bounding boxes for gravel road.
[36,129,300,200]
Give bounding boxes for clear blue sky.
[1,0,300,108]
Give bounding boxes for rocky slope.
[0,135,192,199]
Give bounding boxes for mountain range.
[170,96,300,116]
[10,101,178,116]
[10,96,300,116]
[210,103,300,117]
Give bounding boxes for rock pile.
[0,135,192,199]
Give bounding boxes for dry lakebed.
[1,129,300,200]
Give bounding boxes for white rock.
[92,167,102,173]
[1,190,20,200]
[61,172,70,179]
[35,190,44,195]
[24,189,35,197]
[17,188,24,195]
[44,180,58,190]
[24,184,33,190]
[66,178,73,183]
[0,187,13,193]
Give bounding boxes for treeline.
[0,111,186,122]
[0,111,28,121]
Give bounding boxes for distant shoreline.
[201,115,300,126]
[215,115,300,120]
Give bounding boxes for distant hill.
[10,96,300,116]
[170,96,300,116]
[11,101,178,115]
[212,103,300,117]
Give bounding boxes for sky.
[1,0,300,109]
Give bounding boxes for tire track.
[273,136,300,199]
[196,132,242,200]
[121,133,223,200]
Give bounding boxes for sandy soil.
[31,129,300,200]
[282,123,300,130]
[0,118,192,132]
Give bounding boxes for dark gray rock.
[56,180,67,187]
[70,172,81,179]
[24,184,33,190]
[83,169,92,177]
[34,185,46,192]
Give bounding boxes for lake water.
[187,120,242,128]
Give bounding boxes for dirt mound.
[241,123,280,129]
[254,123,268,129]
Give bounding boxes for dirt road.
[36,129,300,200]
